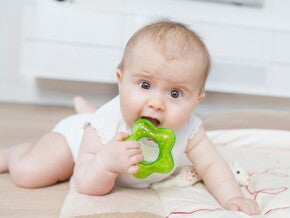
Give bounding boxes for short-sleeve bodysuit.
[53,96,201,188]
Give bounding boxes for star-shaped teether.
[125,119,176,179]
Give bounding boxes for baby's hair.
[118,19,211,91]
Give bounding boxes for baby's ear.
[116,69,124,92]
[198,92,205,102]
[116,69,123,82]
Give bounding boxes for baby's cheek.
[166,116,186,132]
[170,109,192,130]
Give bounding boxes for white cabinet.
[21,1,128,83]
[20,0,290,97]
[23,4,124,46]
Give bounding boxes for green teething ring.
[125,119,176,179]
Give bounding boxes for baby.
[0,20,259,215]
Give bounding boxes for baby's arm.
[73,124,143,195]
[186,126,259,215]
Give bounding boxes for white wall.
[0,0,118,107]
[1,0,290,114]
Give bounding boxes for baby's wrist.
[224,196,245,207]
[94,150,119,176]
[224,196,244,207]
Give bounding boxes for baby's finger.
[112,132,129,141]
[254,202,260,215]
[127,165,139,174]
[127,148,142,156]
[130,153,144,164]
[125,140,141,149]
[227,203,240,212]
[246,200,260,215]
[239,202,258,215]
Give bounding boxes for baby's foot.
[0,149,10,173]
[73,96,97,114]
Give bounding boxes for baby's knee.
[8,133,73,188]
[9,162,42,188]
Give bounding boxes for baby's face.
[117,44,205,132]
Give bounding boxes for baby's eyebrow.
[169,80,192,92]
[131,70,153,80]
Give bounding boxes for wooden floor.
[0,103,74,149]
[0,103,75,218]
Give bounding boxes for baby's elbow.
[78,187,109,196]
[74,176,111,196]
[75,183,111,196]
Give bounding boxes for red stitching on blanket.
[264,206,290,215]
[245,186,287,200]
[166,208,222,217]
[246,166,290,200]
[245,166,290,215]
[166,166,290,217]
[254,166,290,178]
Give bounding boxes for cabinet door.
[21,1,125,83]
[21,41,122,83]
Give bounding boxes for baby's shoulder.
[179,113,202,135]
[90,96,124,144]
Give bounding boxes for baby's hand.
[101,132,143,174]
[225,196,260,215]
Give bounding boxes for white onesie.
[52,95,201,188]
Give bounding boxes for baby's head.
[116,20,211,131]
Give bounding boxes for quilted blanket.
[60,129,290,218]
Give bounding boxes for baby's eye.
[170,89,181,98]
[140,81,151,90]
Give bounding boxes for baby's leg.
[73,96,96,114]
[0,149,10,173]
[0,132,74,188]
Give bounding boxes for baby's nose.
[147,97,165,111]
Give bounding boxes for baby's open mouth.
[141,116,160,127]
